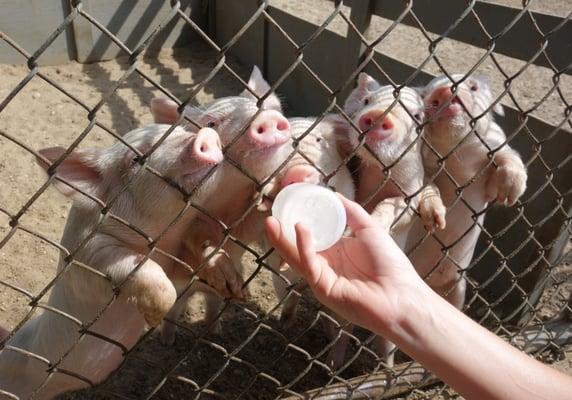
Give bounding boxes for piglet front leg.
[485,149,527,206]
[130,262,177,327]
[418,183,447,232]
[199,243,244,300]
[370,197,412,233]
[101,249,177,327]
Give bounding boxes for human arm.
[265,195,571,400]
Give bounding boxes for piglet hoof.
[133,273,177,327]
[374,336,396,368]
[209,319,223,335]
[384,353,395,368]
[486,164,527,207]
[279,309,296,328]
[279,295,300,328]
[160,321,177,346]
[204,309,223,335]
[200,247,245,300]
[419,195,447,232]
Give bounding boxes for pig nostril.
[257,126,265,134]
[382,122,391,130]
[364,117,373,127]
[276,121,289,131]
[200,145,206,152]
[432,100,439,107]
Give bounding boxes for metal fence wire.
[0,0,571,399]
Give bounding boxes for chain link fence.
[0,0,571,399]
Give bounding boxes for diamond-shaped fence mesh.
[0,0,570,399]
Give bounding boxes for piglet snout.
[280,165,321,188]
[428,86,453,107]
[358,110,394,140]
[248,110,290,147]
[193,128,224,165]
[426,86,463,117]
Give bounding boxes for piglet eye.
[470,83,478,91]
[364,98,369,106]
[414,112,424,121]
[206,121,217,128]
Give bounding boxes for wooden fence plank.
[72,0,203,63]
[372,0,571,73]
[260,7,571,321]
[210,0,265,74]
[0,0,75,65]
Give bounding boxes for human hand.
[265,194,429,335]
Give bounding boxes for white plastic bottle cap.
[272,183,346,252]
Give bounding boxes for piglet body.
[151,67,294,343]
[334,74,446,367]
[342,75,446,243]
[258,117,356,368]
[0,125,223,399]
[408,74,527,308]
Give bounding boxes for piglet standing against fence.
[260,117,356,366]
[0,125,224,399]
[342,73,446,237]
[150,66,293,344]
[408,74,527,310]
[337,73,446,367]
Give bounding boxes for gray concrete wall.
[0,0,206,65]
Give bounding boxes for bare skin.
[338,73,447,365]
[266,195,571,400]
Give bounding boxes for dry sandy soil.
[0,1,570,399]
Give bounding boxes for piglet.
[342,73,446,238]
[336,73,447,367]
[0,125,224,399]
[260,117,358,368]
[151,66,293,343]
[264,117,355,319]
[408,74,527,309]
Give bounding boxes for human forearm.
[384,284,571,400]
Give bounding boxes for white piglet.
[150,66,294,343]
[265,117,355,320]
[262,117,356,368]
[342,73,446,240]
[409,74,527,309]
[0,125,224,399]
[339,73,447,367]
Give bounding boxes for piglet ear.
[241,66,282,111]
[322,114,355,159]
[322,114,350,136]
[242,66,271,98]
[36,146,102,202]
[357,72,381,92]
[411,86,425,97]
[150,98,179,124]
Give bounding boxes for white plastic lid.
[272,183,346,252]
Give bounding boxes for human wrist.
[383,279,443,350]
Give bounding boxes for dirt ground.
[0,1,570,399]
